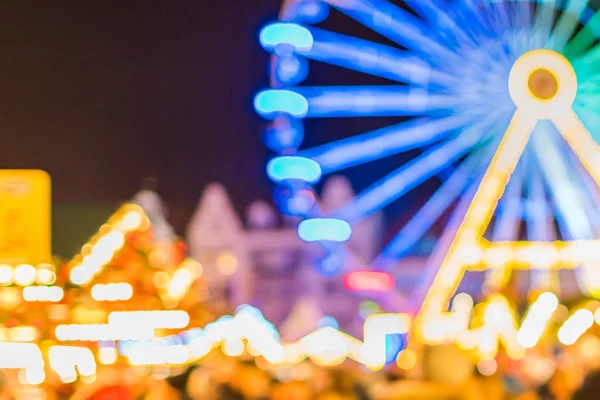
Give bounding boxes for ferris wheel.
[255,0,600,297]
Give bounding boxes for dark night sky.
[0,1,280,216]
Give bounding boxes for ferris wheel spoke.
[531,122,593,241]
[492,161,524,241]
[564,9,600,59]
[532,0,558,48]
[572,46,600,80]
[525,147,555,289]
[483,160,525,291]
[298,115,473,174]
[332,108,512,222]
[407,177,480,312]
[574,76,600,92]
[289,86,460,118]
[536,121,600,293]
[547,0,588,51]
[567,150,600,235]
[303,27,456,87]
[321,0,459,63]
[450,0,494,44]
[373,137,500,267]
[490,1,512,32]
[401,0,477,49]
[516,0,533,29]
[474,1,511,37]
[515,1,535,52]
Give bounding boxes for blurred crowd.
[1,353,600,399]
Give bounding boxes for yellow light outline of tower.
[415,49,600,342]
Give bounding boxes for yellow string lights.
[69,204,149,286]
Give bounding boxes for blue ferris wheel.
[255,0,600,284]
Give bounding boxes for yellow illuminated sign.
[0,170,51,265]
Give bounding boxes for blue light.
[293,86,457,118]
[385,334,406,364]
[264,117,304,151]
[334,107,510,222]
[274,55,309,86]
[317,252,345,277]
[318,316,339,330]
[304,26,450,87]
[380,140,497,262]
[298,218,352,243]
[295,1,330,24]
[286,191,316,215]
[298,115,470,173]
[254,90,309,119]
[260,23,314,51]
[267,156,322,183]
[324,0,457,61]
[274,181,316,216]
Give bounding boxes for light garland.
[1,297,599,385]
[22,286,64,302]
[69,204,148,286]
[91,283,133,302]
[0,263,57,287]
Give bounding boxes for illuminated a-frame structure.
[416,49,600,341]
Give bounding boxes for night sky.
[0,1,280,214]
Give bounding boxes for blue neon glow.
[323,0,457,62]
[254,90,309,119]
[298,218,352,243]
[294,1,330,24]
[525,147,553,289]
[379,139,498,262]
[403,0,474,49]
[565,147,600,230]
[532,124,593,239]
[260,23,314,51]
[317,251,345,277]
[492,165,524,241]
[293,86,458,118]
[283,190,316,216]
[385,334,405,364]
[267,156,322,183]
[264,117,304,151]
[274,55,309,85]
[298,115,471,173]
[293,26,453,87]
[334,107,510,222]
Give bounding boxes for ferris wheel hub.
[527,69,558,100]
[508,49,578,119]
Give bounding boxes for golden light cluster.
[91,283,133,301]
[457,240,600,271]
[69,204,149,286]
[0,263,56,286]
[23,286,64,302]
